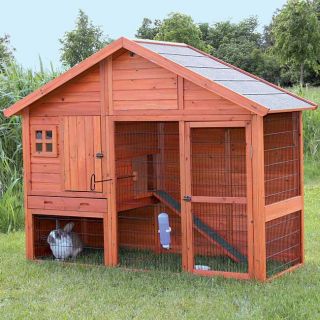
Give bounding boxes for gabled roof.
[4,37,317,117]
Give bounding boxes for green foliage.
[0,60,59,232]
[59,9,110,68]
[272,0,320,85]
[155,13,211,52]
[136,18,162,40]
[0,34,15,71]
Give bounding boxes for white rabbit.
[47,222,83,260]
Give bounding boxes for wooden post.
[179,121,188,271]
[251,115,266,281]
[299,111,305,264]
[22,109,34,259]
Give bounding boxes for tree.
[0,34,15,71]
[155,13,211,52]
[59,10,109,68]
[272,0,320,86]
[136,18,161,39]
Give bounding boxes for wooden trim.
[28,190,107,199]
[265,196,302,222]
[30,209,103,218]
[299,112,305,264]
[107,56,113,115]
[266,263,303,281]
[99,61,107,116]
[189,121,248,128]
[179,121,188,271]
[268,107,317,113]
[177,76,184,110]
[22,109,34,259]
[110,115,252,121]
[245,121,254,278]
[184,122,194,272]
[191,196,247,204]
[193,269,250,280]
[123,38,268,116]
[4,38,124,117]
[251,115,266,281]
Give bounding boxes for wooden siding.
[30,65,101,116]
[112,52,178,111]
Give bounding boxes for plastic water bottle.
[158,212,171,249]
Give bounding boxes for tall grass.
[0,60,59,232]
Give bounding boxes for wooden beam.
[251,115,266,281]
[179,121,188,271]
[191,196,247,204]
[30,209,104,219]
[299,112,305,264]
[22,109,34,259]
[193,270,250,280]
[107,56,113,115]
[189,121,248,128]
[265,196,302,222]
[177,76,184,110]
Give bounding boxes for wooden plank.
[76,116,87,190]
[113,78,177,91]
[30,116,61,125]
[265,196,302,222]
[189,121,248,128]
[99,61,107,116]
[179,121,188,271]
[111,115,252,121]
[29,190,108,198]
[113,100,177,110]
[68,116,79,190]
[93,116,102,192]
[113,88,177,101]
[31,173,61,184]
[112,67,174,80]
[299,112,305,264]
[107,56,113,115]
[184,122,194,271]
[191,196,247,204]
[178,76,184,110]
[22,109,34,259]
[28,196,107,212]
[63,117,71,190]
[245,121,254,279]
[85,117,95,191]
[30,209,104,219]
[31,163,61,174]
[251,115,266,281]
[193,270,250,280]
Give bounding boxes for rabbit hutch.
[4,38,317,281]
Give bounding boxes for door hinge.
[96,152,104,159]
[183,195,192,202]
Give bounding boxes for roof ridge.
[133,38,187,47]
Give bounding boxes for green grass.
[1,182,320,319]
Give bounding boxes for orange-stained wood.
[265,196,302,222]
[299,112,305,264]
[22,109,34,259]
[251,115,266,281]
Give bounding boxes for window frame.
[31,125,58,157]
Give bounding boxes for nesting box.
[4,37,317,281]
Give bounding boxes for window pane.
[36,143,42,152]
[36,131,42,139]
[46,130,52,140]
[46,143,53,152]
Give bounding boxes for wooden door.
[64,116,103,192]
[185,121,253,278]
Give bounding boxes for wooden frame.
[184,120,253,278]
[31,125,57,157]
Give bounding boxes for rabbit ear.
[63,222,75,233]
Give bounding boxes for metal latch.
[96,152,104,159]
[183,195,192,202]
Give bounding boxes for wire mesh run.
[190,127,248,273]
[266,211,301,277]
[34,215,104,265]
[115,122,182,272]
[264,112,300,205]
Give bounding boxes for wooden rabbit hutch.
[4,38,317,281]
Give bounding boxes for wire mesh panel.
[190,127,248,273]
[34,215,104,265]
[115,122,182,271]
[264,112,300,205]
[266,211,301,277]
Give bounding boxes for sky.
[0,0,287,70]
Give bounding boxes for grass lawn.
[0,178,320,319]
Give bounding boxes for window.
[31,126,57,157]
